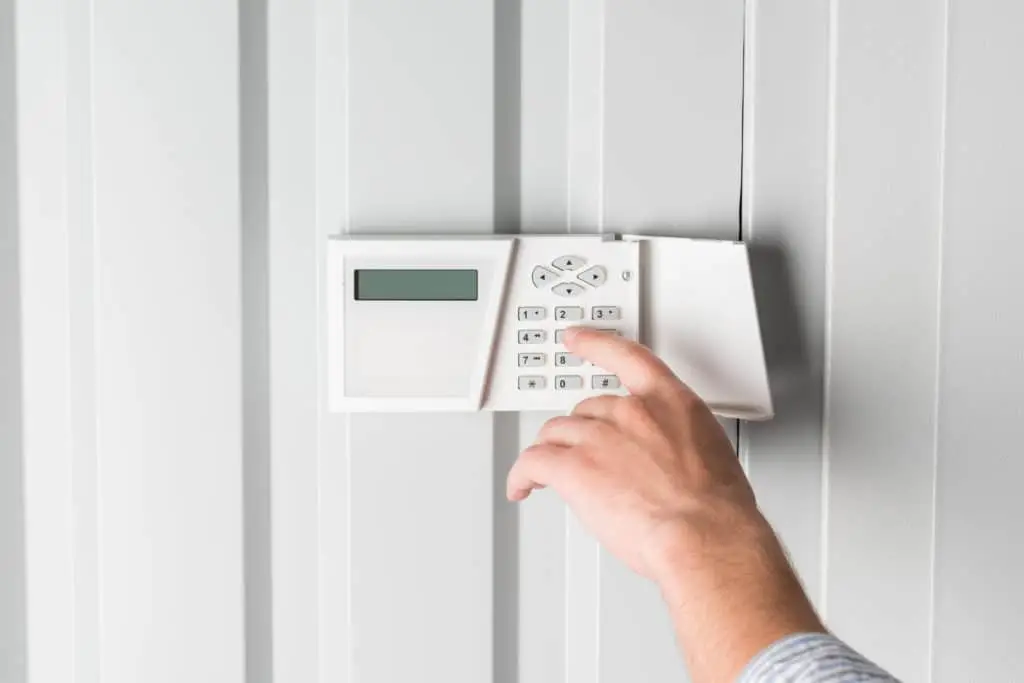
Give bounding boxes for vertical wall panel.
[599,1,745,681]
[267,1,322,681]
[932,1,1024,679]
[91,2,244,681]
[517,0,571,681]
[0,0,26,679]
[346,1,495,681]
[314,0,353,681]
[15,0,78,679]
[824,1,946,679]
[740,0,829,604]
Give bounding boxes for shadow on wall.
[746,238,824,450]
[0,0,28,678]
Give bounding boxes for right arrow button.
[577,265,607,287]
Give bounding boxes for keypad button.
[598,328,620,336]
[518,329,546,344]
[577,265,607,287]
[555,329,567,344]
[552,255,586,271]
[518,376,547,390]
[592,375,621,390]
[591,306,620,321]
[552,282,585,297]
[555,306,584,322]
[554,375,584,390]
[518,306,546,321]
[517,353,546,367]
[531,265,560,288]
[555,352,584,367]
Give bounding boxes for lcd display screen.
[354,269,479,301]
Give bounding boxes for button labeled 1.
[518,306,546,321]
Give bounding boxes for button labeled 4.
[519,329,546,344]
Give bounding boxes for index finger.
[563,327,686,397]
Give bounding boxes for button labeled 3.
[552,282,585,297]
[591,306,620,321]
[519,329,546,344]
[531,265,560,288]
[517,353,545,367]
[518,376,546,390]
[552,255,586,271]
[518,306,546,321]
[577,265,607,287]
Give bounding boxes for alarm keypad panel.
[327,234,775,420]
[485,237,639,412]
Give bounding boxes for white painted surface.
[5,0,1024,681]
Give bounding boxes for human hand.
[505,327,765,586]
[506,327,823,682]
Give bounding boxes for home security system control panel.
[326,234,774,420]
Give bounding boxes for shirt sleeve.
[737,633,901,682]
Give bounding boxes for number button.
[592,375,621,390]
[577,265,607,287]
[555,375,584,390]
[519,329,546,344]
[531,265,560,288]
[591,306,620,321]
[552,283,585,297]
[518,376,547,390]
[555,306,584,321]
[552,255,586,271]
[555,352,584,367]
[518,353,546,367]
[518,306,546,321]
[555,329,567,344]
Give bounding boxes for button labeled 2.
[555,306,584,321]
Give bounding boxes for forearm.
[654,511,825,683]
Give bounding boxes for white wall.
[3,1,1023,682]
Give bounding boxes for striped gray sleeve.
[737,633,901,682]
